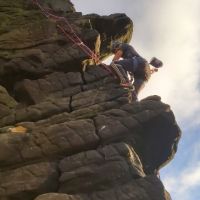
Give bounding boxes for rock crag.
[0,1,181,200]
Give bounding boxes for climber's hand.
[154,68,158,72]
[151,68,158,74]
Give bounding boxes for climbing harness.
[32,0,136,103]
[110,62,128,85]
[109,62,137,103]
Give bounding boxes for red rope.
[32,0,99,62]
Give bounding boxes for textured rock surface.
[35,175,170,200]
[0,0,180,200]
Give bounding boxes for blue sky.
[72,0,200,199]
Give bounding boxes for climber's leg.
[110,62,131,87]
[110,62,127,83]
[133,79,146,95]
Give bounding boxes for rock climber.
[110,41,163,95]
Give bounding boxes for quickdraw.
[32,0,136,102]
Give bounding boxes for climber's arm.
[112,49,123,61]
[150,68,158,74]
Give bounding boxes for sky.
[72,0,200,199]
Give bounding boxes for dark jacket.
[118,43,151,81]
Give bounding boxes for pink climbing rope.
[32,0,99,63]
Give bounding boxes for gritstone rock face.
[0,1,180,200]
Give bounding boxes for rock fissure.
[80,69,87,85]
[69,95,73,112]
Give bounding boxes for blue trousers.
[113,58,146,95]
